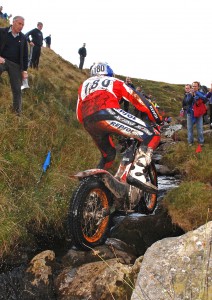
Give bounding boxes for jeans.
[0,59,22,113]
[209,103,212,124]
[187,113,204,144]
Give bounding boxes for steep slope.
[0,47,193,258]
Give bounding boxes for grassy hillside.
[0,48,211,258]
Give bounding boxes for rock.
[131,221,212,300]
[163,124,183,138]
[155,163,174,175]
[110,203,184,256]
[26,250,56,286]
[55,258,134,300]
[61,238,137,268]
[0,250,57,300]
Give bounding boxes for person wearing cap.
[0,16,28,114]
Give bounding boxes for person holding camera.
[185,81,207,146]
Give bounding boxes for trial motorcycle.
[68,138,158,251]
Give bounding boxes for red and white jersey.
[76,75,162,124]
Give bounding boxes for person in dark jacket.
[0,16,28,114]
[25,22,43,69]
[44,34,51,48]
[206,83,212,129]
[182,84,192,117]
[78,43,87,70]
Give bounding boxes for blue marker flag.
[42,151,51,172]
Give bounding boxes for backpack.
[200,85,208,94]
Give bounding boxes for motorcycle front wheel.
[68,177,112,250]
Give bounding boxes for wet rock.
[110,204,184,256]
[0,250,57,300]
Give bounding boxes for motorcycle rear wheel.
[68,177,112,250]
[136,162,158,214]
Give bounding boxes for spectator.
[152,100,160,109]
[0,6,12,20]
[44,34,51,48]
[184,81,207,146]
[76,62,163,192]
[182,84,191,117]
[78,43,87,70]
[0,16,28,115]
[119,77,135,112]
[206,83,212,129]
[25,22,43,69]
[134,86,148,120]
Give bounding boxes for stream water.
[158,175,181,193]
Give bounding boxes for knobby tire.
[137,162,158,214]
[68,177,112,250]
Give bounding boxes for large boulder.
[131,221,212,300]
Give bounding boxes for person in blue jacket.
[185,81,208,146]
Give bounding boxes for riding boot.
[114,140,135,181]
[127,147,158,193]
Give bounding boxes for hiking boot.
[127,148,158,193]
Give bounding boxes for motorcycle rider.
[76,62,163,192]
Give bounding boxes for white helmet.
[90,62,114,77]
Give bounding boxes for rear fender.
[70,169,110,179]
[70,169,129,199]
